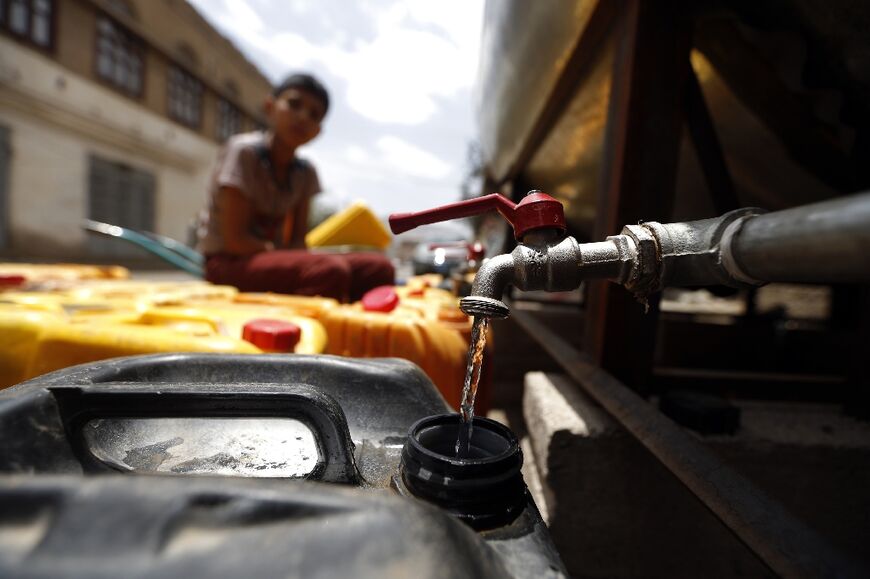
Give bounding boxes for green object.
[82,219,204,278]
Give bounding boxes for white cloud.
[375,136,452,180]
[344,144,371,165]
[196,0,482,125]
[342,30,466,124]
[300,136,459,215]
[336,3,481,124]
[223,0,264,33]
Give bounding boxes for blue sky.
[188,0,485,223]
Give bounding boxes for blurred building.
[0,0,272,262]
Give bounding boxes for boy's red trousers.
[205,250,395,302]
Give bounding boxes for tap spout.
[458,229,643,319]
[460,253,514,319]
[460,230,587,319]
[468,253,515,303]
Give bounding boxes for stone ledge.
[523,372,870,578]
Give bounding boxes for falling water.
[455,315,490,457]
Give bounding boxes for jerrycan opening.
[397,414,526,530]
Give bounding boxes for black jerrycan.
[0,353,566,578]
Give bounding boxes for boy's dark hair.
[273,73,330,116]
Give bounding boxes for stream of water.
[455,315,490,457]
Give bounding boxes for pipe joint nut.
[621,224,660,295]
[604,234,637,285]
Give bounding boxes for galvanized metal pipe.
[511,307,866,579]
[729,192,870,284]
[468,192,870,314]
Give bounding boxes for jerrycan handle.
[49,384,359,484]
[388,191,566,240]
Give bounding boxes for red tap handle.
[390,194,516,235]
[389,191,565,240]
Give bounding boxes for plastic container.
[0,353,566,578]
[0,281,239,314]
[0,279,486,410]
[60,280,238,305]
[0,301,329,388]
[137,304,327,353]
[0,290,328,350]
[394,284,475,335]
[234,286,482,411]
[0,476,519,579]
[320,306,471,409]
[398,414,526,530]
[305,201,392,249]
[233,292,339,318]
[0,309,261,388]
[0,262,129,284]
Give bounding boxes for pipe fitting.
[512,233,582,293]
[466,230,584,315]
[718,215,765,286]
[645,208,764,291]
[620,224,660,296]
[588,235,637,284]
[468,253,515,304]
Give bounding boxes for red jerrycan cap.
[0,274,26,288]
[242,318,302,352]
[361,285,400,312]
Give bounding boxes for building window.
[0,126,10,249]
[95,16,144,97]
[1,0,54,49]
[217,98,240,141]
[168,65,202,128]
[88,156,155,258]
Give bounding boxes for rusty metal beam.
[584,0,692,391]
[513,306,867,579]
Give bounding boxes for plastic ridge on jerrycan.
[41,280,238,305]
[0,308,260,388]
[0,262,129,284]
[0,283,241,316]
[0,301,328,388]
[136,304,327,353]
[230,292,340,319]
[0,353,567,578]
[0,290,328,353]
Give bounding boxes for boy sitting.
[197,73,394,301]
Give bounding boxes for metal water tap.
[390,191,591,318]
[391,190,870,319]
[391,190,870,320]
[389,191,698,318]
